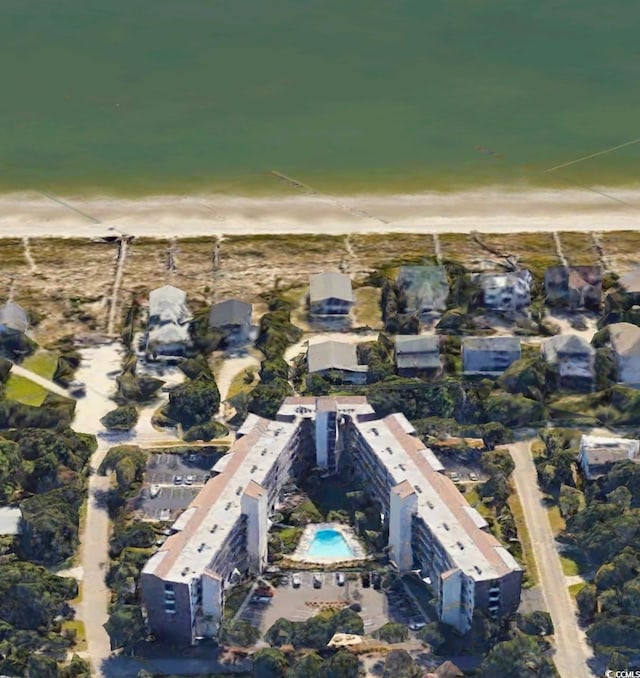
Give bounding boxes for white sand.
[0,186,639,238]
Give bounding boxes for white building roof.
[309,272,353,304]
[307,340,367,374]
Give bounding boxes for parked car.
[173,475,183,485]
[149,484,161,498]
[255,586,273,598]
[409,620,427,631]
[469,472,479,481]
[68,380,86,397]
[313,575,322,589]
[372,572,382,590]
[185,475,195,485]
[449,472,460,482]
[361,573,371,588]
[292,574,301,588]
[336,572,345,586]
[279,574,290,586]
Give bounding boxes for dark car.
[372,573,382,590]
[361,573,371,588]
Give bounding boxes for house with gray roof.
[475,270,533,312]
[397,266,449,314]
[395,335,442,377]
[579,434,640,480]
[146,285,192,359]
[542,334,595,391]
[0,302,28,335]
[544,265,602,310]
[307,340,368,384]
[209,299,252,346]
[609,322,640,388]
[462,337,521,375]
[309,272,353,316]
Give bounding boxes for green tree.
[0,439,22,501]
[476,632,558,677]
[576,584,597,622]
[265,618,295,647]
[373,622,409,643]
[27,654,58,678]
[516,610,554,636]
[559,485,583,519]
[166,375,220,427]
[104,604,146,654]
[417,622,445,653]
[100,404,139,431]
[253,647,288,678]
[382,649,419,678]
[326,649,359,678]
[220,619,260,647]
[286,651,325,677]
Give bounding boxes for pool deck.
[289,522,366,565]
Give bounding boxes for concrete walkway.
[508,440,595,678]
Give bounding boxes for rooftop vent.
[398,463,405,471]
[414,485,422,494]
[457,541,464,550]
[236,486,243,496]
[474,565,482,575]
[261,449,267,456]
[427,501,434,509]
[371,428,379,436]
[443,523,450,531]
[198,543,206,552]
[210,524,218,533]
[386,447,393,455]
[225,502,232,511]
[181,567,189,577]
[251,465,257,473]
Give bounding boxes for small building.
[541,334,596,391]
[475,270,533,312]
[394,335,442,377]
[618,267,640,296]
[397,266,449,314]
[146,285,192,358]
[462,337,521,375]
[609,322,640,388]
[309,272,353,316]
[208,299,252,346]
[0,507,22,535]
[307,340,368,384]
[579,434,640,480]
[0,302,28,335]
[544,266,602,310]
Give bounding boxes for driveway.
[508,440,595,678]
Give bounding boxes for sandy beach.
[0,186,639,238]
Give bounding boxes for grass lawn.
[508,493,538,587]
[223,583,253,621]
[353,286,382,329]
[61,620,87,652]
[547,504,566,536]
[226,367,258,401]
[21,350,58,380]
[560,547,590,577]
[568,582,585,598]
[5,374,48,406]
[465,488,492,519]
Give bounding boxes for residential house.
[609,322,640,388]
[307,340,368,384]
[544,266,602,310]
[475,270,533,312]
[541,334,596,391]
[397,266,449,314]
[146,285,192,358]
[309,272,353,316]
[209,299,252,346]
[579,434,640,480]
[618,267,640,297]
[394,335,442,377]
[462,337,521,375]
[0,302,28,335]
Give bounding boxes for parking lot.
[234,571,429,635]
[138,486,201,522]
[145,452,218,486]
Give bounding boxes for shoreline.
[0,185,639,238]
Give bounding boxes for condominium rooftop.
[142,414,297,584]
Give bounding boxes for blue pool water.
[307,529,354,560]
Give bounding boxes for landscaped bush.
[183,420,228,441]
[101,404,139,431]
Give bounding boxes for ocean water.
[1,0,640,195]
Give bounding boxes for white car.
[409,621,427,631]
[185,475,195,486]
[469,472,479,481]
[149,484,161,498]
[449,472,460,482]
[292,573,301,588]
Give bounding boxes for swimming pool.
[307,529,355,560]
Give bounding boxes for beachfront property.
[541,334,596,392]
[578,434,640,480]
[308,271,353,316]
[208,299,252,347]
[140,396,522,644]
[0,301,28,335]
[394,334,442,378]
[306,340,368,385]
[608,322,640,388]
[396,266,449,315]
[544,265,602,311]
[146,285,192,359]
[474,270,533,313]
[461,337,521,375]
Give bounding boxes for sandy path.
[0,187,639,237]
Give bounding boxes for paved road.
[508,441,595,678]
[10,363,71,397]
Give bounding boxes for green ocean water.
[1,0,640,195]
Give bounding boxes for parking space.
[234,570,429,635]
[138,486,201,522]
[145,452,220,486]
